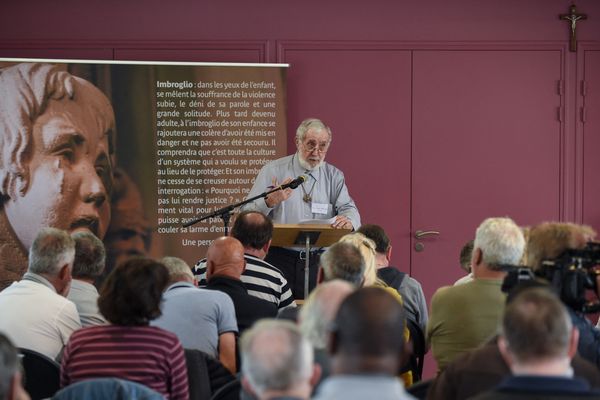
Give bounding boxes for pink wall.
[1,0,600,375]
[1,0,599,42]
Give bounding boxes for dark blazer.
[470,376,600,400]
[206,276,278,335]
[427,337,600,400]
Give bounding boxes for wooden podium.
[272,224,351,299]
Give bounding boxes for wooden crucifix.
[560,4,587,52]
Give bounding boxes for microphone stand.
[182,182,300,235]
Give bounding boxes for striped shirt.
[60,325,189,400]
[194,254,296,309]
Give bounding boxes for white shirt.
[0,273,81,360]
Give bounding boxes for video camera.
[502,242,600,313]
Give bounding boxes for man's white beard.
[298,152,323,171]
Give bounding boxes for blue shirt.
[151,282,238,358]
[241,153,360,229]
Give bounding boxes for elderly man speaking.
[242,118,361,298]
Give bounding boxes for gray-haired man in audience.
[317,241,366,287]
[471,288,600,399]
[0,333,30,400]
[299,279,354,388]
[152,256,238,374]
[0,227,80,361]
[67,231,107,326]
[241,319,320,400]
[314,287,415,400]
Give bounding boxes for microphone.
[279,175,307,190]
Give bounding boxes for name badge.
[311,203,329,215]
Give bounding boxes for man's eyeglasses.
[302,140,330,153]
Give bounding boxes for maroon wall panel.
[114,45,267,63]
[1,0,599,43]
[583,49,600,232]
[0,47,113,60]
[282,45,412,273]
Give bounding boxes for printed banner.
[0,59,287,288]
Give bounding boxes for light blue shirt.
[151,282,238,358]
[241,153,360,229]
[314,375,416,400]
[67,279,107,327]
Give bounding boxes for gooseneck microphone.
[279,175,307,190]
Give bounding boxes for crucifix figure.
[560,4,587,52]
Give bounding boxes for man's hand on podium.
[332,215,353,230]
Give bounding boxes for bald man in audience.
[194,211,296,310]
[205,237,277,335]
[471,288,600,399]
[314,287,416,400]
[241,319,320,400]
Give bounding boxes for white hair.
[474,217,525,270]
[299,279,355,349]
[160,256,194,282]
[295,118,332,142]
[28,227,75,276]
[241,319,313,397]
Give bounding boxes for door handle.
[414,230,440,239]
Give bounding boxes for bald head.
[206,236,246,280]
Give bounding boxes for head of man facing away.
[471,217,525,279]
[498,287,578,376]
[328,286,406,376]
[318,241,366,287]
[241,319,320,400]
[206,236,247,281]
[230,210,273,259]
[28,227,76,297]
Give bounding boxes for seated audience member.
[299,280,355,386]
[319,234,412,384]
[314,287,415,400]
[240,319,320,400]
[526,222,600,368]
[427,217,525,372]
[454,239,474,285]
[0,228,80,361]
[152,256,237,374]
[205,237,278,335]
[470,287,600,399]
[0,333,30,400]
[426,283,600,400]
[60,258,189,400]
[194,211,295,309]
[67,231,107,327]
[338,233,386,288]
[358,224,428,331]
[318,241,366,286]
